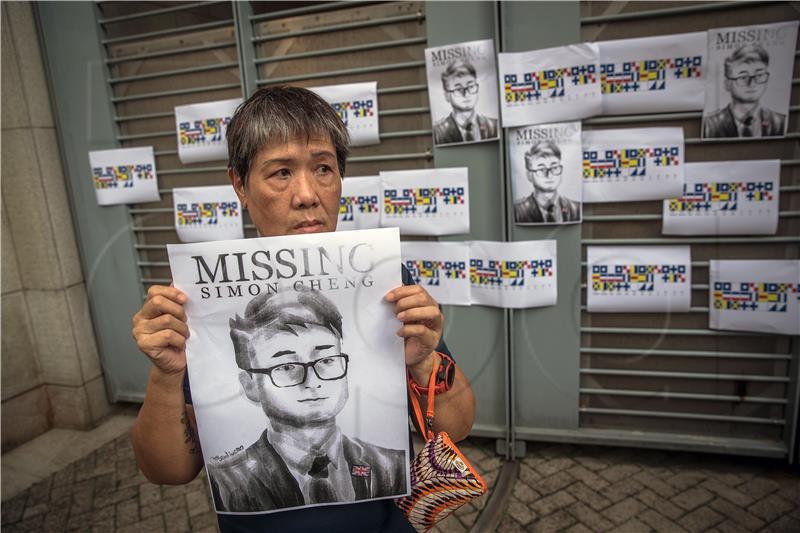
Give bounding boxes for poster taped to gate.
[173,185,244,243]
[587,246,691,312]
[709,260,800,335]
[401,241,471,306]
[337,176,381,232]
[89,146,160,206]
[662,160,780,235]
[175,98,241,164]
[167,228,410,514]
[310,82,380,147]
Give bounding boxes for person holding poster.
[130,86,475,530]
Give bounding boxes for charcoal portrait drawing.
[206,289,407,513]
[513,140,581,224]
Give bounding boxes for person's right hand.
[132,285,189,375]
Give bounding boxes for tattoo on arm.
[180,410,200,455]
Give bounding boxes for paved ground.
[2,432,799,532]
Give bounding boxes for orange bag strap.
[408,354,439,441]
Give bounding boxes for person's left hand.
[385,285,443,376]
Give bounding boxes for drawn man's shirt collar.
[730,104,763,138]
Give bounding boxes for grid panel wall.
[579,1,799,447]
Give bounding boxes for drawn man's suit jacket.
[433,113,498,145]
[208,430,407,513]
[702,104,786,138]
[514,193,581,224]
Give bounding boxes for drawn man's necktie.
[545,204,556,223]
[741,116,754,137]
[463,122,475,142]
[308,455,336,504]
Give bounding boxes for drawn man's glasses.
[246,354,350,388]
[726,72,769,87]
[445,83,479,97]
[526,164,563,178]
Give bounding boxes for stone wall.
[1,2,111,451]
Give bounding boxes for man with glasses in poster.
[703,43,786,138]
[208,289,406,513]
[434,58,498,145]
[514,140,581,224]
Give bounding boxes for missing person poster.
[582,127,684,203]
[89,146,160,206]
[510,121,582,225]
[400,241,470,306]
[175,98,241,164]
[337,176,381,232]
[380,168,470,236]
[498,43,601,127]
[598,32,706,115]
[468,240,557,309]
[587,246,691,312]
[425,39,500,147]
[702,21,798,139]
[310,82,379,147]
[173,185,243,243]
[709,260,800,335]
[167,228,410,514]
[663,160,780,236]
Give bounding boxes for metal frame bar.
[233,0,257,97]
[585,105,800,126]
[581,1,773,24]
[377,84,427,95]
[108,61,238,84]
[105,41,236,65]
[584,211,800,222]
[256,60,426,85]
[581,388,787,405]
[255,37,427,65]
[581,326,769,337]
[580,368,790,383]
[250,1,366,23]
[582,236,800,245]
[580,407,784,426]
[580,347,791,361]
[252,12,424,43]
[101,19,234,45]
[158,166,227,176]
[97,1,227,25]
[110,83,240,103]
[686,132,800,145]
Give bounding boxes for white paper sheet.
[582,127,684,203]
[702,21,798,139]
[175,98,241,164]
[498,43,602,127]
[425,39,500,147]
[380,168,470,236]
[662,160,780,235]
[509,121,582,225]
[587,246,691,312]
[598,32,706,115]
[336,176,381,232]
[468,240,557,309]
[400,241,470,306]
[709,260,800,335]
[173,185,244,243]
[167,228,410,514]
[89,146,160,206]
[310,82,379,147]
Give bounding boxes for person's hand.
[385,285,443,381]
[132,285,189,375]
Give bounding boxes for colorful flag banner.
[425,39,500,147]
[702,21,798,139]
[468,240,557,309]
[337,176,381,232]
[582,127,684,203]
[663,160,780,235]
[173,185,243,243]
[598,32,706,115]
[509,121,582,225]
[400,241,470,306]
[498,43,601,127]
[380,168,470,236]
[167,228,410,514]
[89,146,160,206]
[587,246,691,312]
[310,82,379,147]
[175,98,241,164]
[710,260,799,335]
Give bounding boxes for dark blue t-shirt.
[183,265,453,532]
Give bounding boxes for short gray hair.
[227,86,350,186]
[724,43,770,78]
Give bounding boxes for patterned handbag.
[396,358,488,531]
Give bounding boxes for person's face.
[230,135,342,237]
[725,60,768,104]
[240,324,348,426]
[444,73,479,112]
[526,154,563,193]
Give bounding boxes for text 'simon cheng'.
[189,243,376,299]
